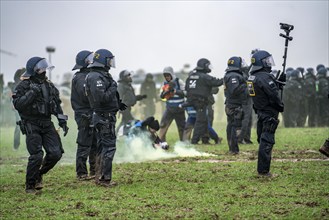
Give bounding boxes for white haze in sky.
[0,1,328,85]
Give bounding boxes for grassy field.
[0,116,328,219]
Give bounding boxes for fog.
[114,133,214,164]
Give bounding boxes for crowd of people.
[0,47,328,194]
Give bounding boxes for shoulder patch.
[268,80,275,88]
[231,77,237,84]
[248,75,255,81]
[190,75,199,79]
[96,80,103,87]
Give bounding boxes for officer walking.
[247,50,283,177]
[185,58,223,144]
[117,70,147,132]
[85,49,127,187]
[159,66,186,142]
[71,50,97,180]
[12,57,69,193]
[224,56,248,154]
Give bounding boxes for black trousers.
[93,113,117,181]
[225,105,242,153]
[75,114,97,177]
[25,120,63,188]
[256,111,279,174]
[191,105,208,144]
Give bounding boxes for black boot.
[25,185,36,194]
[35,175,43,190]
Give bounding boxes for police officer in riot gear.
[316,67,329,127]
[12,57,69,193]
[224,56,248,154]
[117,70,147,133]
[85,49,126,187]
[295,67,307,127]
[71,50,96,180]
[185,58,224,144]
[282,69,303,127]
[247,50,283,177]
[304,67,317,127]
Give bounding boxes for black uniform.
[296,77,307,127]
[12,74,66,191]
[224,71,247,154]
[316,69,329,126]
[282,75,303,127]
[85,67,121,183]
[71,68,96,179]
[304,72,317,127]
[185,70,223,144]
[247,71,283,174]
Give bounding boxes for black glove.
[277,70,286,83]
[59,119,69,137]
[136,94,147,101]
[119,102,127,111]
[30,84,41,93]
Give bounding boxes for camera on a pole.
[276,22,294,97]
[280,23,294,32]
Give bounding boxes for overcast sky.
[1,1,328,85]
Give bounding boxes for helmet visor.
[241,58,248,68]
[107,57,116,68]
[85,52,94,65]
[208,63,213,70]
[262,55,275,67]
[34,59,54,74]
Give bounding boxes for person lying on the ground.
[124,116,169,150]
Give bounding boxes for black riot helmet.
[296,67,305,75]
[249,50,275,73]
[316,64,325,72]
[22,57,54,77]
[88,49,115,70]
[196,58,212,73]
[285,67,294,79]
[290,70,301,79]
[225,56,246,73]
[305,67,315,76]
[316,67,327,78]
[72,50,94,70]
